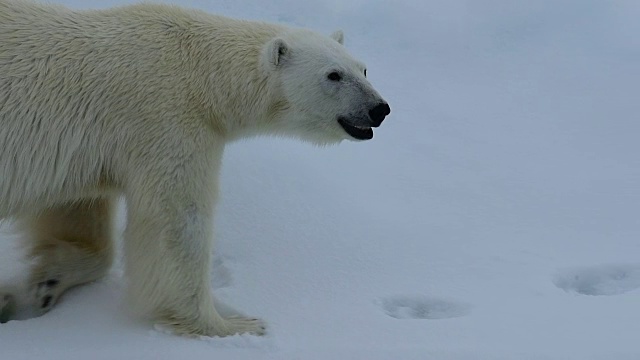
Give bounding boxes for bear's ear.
[330,30,344,45]
[264,37,289,67]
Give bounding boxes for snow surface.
[1,0,640,359]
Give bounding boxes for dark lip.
[338,118,373,140]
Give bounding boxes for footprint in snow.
[377,295,471,320]
[554,264,640,296]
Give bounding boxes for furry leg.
[124,155,265,337]
[19,198,114,316]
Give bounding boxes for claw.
[0,294,17,323]
[41,295,53,309]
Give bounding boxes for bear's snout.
[368,102,390,127]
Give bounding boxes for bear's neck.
[177,12,289,141]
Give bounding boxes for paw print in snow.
[554,264,640,296]
[377,295,471,320]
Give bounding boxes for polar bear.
[0,0,390,337]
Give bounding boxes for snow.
[1,0,639,359]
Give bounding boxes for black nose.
[368,102,390,127]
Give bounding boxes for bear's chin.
[337,118,373,140]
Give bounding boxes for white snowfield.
[1,0,639,359]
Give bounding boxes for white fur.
[0,0,387,336]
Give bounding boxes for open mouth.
[338,118,373,140]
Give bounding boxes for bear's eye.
[327,72,342,81]
[364,69,367,77]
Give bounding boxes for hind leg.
[20,197,114,315]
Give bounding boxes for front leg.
[123,149,265,337]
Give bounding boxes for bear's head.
[262,29,390,145]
